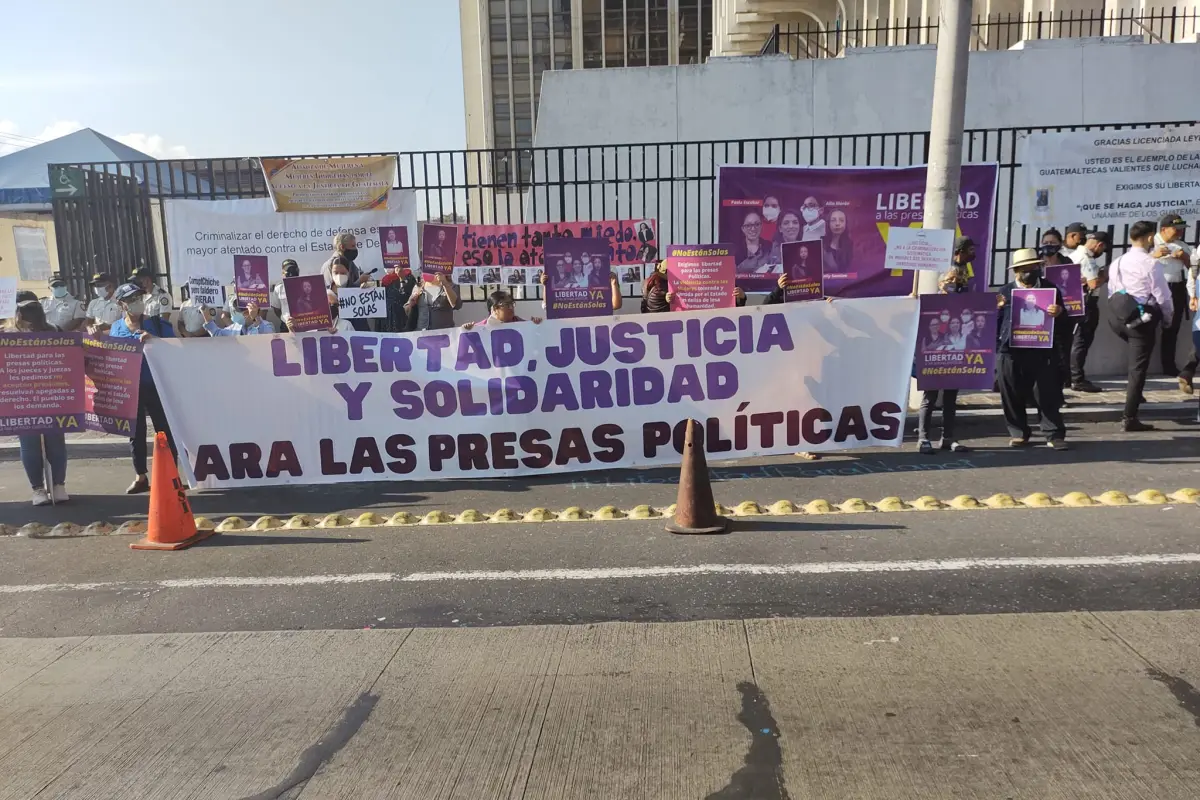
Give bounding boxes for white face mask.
[762,205,780,222]
[52,286,68,298]
[802,207,820,223]
[124,299,145,316]
[334,273,350,287]
[93,287,107,298]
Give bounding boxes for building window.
[12,226,53,282]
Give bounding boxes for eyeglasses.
[495,301,515,309]
[742,222,761,229]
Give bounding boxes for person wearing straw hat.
[996,248,1068,450]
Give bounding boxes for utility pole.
[917,0,973,296]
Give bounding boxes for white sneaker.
[52,484,69,503]
[31,488,50,507]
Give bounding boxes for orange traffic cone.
[665,419,729,535]
[130,432,215,551]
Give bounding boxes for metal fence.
[761,8,1200,59]
[48,119,1196,302]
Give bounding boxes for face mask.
[334,273,350,287]
[1038,244,1059,258]
[231,311,246,327]
[94,287,107,298]
[52,286,68,298]
[342,248,358,261]
[802,208,820,223]
[762,206,780,222]
[284,267,299,279]
[124,299,145,316]
[1019,269,1042,285]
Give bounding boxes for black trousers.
[1069,293,1100,385]
[1161,282,1193,376]
[918,390,957,444]
[1117,323,1157,421]
[998,351,1066,441]
[132,381,177,476]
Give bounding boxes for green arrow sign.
[51,166,86,198]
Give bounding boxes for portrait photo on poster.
[782,239,824,302]
[379,225,411,270]
[283,275,333,332]
[232,254,270,309]
[543,238,614,319]
[916,292,998,391]
[420,223,458,272]
[1009,287,1056,349]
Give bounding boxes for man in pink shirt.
[1108,220,1174,431]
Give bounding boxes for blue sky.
[0,0,466,159]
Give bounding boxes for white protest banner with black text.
[164,192,419,288]
[145,298,919,489]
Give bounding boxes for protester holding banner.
[1067,230,1109,393]
[40,275,86,332]
[86,273,123,333]
[5,300,70,506]
[380,265,418,333]
[916,254,975,456]
[996,249,1068,449]
[462,291,542,330]
[319,233,372,289]
[641,263,670,313]
[272,259,300,332]
[1109,221,1174,432]
[202,300,274,336]
[326,256,372,332]
[406,272,461,331]
[108,282,177,493]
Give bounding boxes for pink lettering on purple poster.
[665,244,735,311]
[544,238,614,319]
[0,331,85,434]
[916,293,997,391]
[233,254,270,309]
[1010,287,1056,349]
[718,164,998,296]
[83,335,143,435]
[782,240,824,302]
[283,275,334,333]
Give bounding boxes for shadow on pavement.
[195,534,370,547]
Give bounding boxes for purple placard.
[718,164,998,296]
[665,244,735,311]
[0,331,85,434]
[544,238,614,319]
[783,239,824,302]
[1052,262,1084,317]
[233,254,270,309]
[83,335,143,435]
[916,294,998,390]
[421,223,458,277]
[283,275,333,333]
[1010,287,1057,349]
[379,226,411,272]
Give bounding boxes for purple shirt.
[1109,246,1173,325]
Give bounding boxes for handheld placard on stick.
[666,419,729,535]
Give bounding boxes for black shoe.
[918,440,935,455]
[1046,440,1070,451]
[944,441,971,453]
[1122,418,1155,433]
[1072,380,1103,393]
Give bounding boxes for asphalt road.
[4,504,1200,637]
[2,414,1200,528]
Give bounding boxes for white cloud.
[0,120,190,160]
[114,133,191,160]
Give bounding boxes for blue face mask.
[231,311,246,327]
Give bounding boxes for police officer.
[129,266,173,321]
[41,275,86,331]
[85,272,123,333]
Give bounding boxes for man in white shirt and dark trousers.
[40,275,86,331]
[1153,213,1195,392]
[1109,220,1175,431]
[1064,227,1109,392]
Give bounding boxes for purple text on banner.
[666,244,735,311]
[0,331,86,434]
[543,238,615,319]
[83,335,144,434]
[783,240,825,302]
[916,293,998,391]
[1009,287,1057,349]
[718,163,998,296]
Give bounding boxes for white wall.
[525,37,1200,377]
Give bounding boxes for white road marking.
[2,553,1199,595]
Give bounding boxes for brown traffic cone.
[130,432,216,551]
[665,419,729,535]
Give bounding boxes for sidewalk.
[2,611,1199,799]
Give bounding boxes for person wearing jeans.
[19,433,68,507]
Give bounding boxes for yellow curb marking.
[6,489,1199,537]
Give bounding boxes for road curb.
[4,487,1198,539]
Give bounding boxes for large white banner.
[163,192,419,287]
[1016,126,1200,225]
[146,299,918,489]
